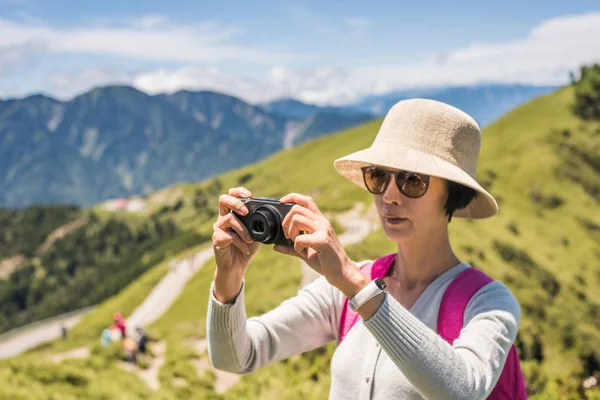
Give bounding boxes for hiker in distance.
[207,99,525,399]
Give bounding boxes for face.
[369,168,449,243]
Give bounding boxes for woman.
[207,99,522,399]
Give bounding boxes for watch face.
[374,278,387,290]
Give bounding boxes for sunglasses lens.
[398,172,429,198]
[363,167,389,194]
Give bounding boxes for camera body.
[233,197,295,246]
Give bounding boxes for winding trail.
[0,247,215,359]
[126,247,214,330]
[0,307,94,359]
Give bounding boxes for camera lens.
[252,219,266,234]
[248,206,281,244]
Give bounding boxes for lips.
[384,215,408,225]
[384,214,405,220]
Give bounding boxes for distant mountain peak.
[266,98,313,107]
[0,84,373,208]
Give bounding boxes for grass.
[2,84,600,398]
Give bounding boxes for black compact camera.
[233,197,295,246]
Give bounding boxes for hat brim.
[334,146,498,219]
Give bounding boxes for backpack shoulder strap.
[338,254,397,343]
[438,266,494,344]
[338,261,372,343]
[438,266,530,399]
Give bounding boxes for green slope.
[2,84,599,399]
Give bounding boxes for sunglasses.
[361,166,430,198]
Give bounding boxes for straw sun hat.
[333,98,498,219]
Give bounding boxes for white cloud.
[5,11,600,105]
[352,12,600,94]
[46,67,133,100]
[0,16,292,64]
[130,12,600,105]
[0,81,21,99]
[133,66,252,97]
[131,65,359,105]
[0,40,46,76]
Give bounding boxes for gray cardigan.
[206,261,521,399]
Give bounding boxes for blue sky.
[1,0,599,104]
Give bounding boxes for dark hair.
[444,180,478,221]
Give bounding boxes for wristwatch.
[349,278,387,312]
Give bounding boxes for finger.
[217,213,253,243]
[230,232,251,255]
[273,244,303,259]
[212,228,234,249]
[292,238,319,261]
[228,187,252,198]
[280,193,322,216]
[293,233,326,250]
[213,227,250,255]
[282,205,321,236]
[293,239,309,259]
[219,194,249,216]
[283,204,320,224]
[286,214,319,242]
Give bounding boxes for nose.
[382,175,404,206]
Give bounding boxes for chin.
[382,223,412,242]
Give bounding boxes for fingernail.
[242,206,249,215]
[242,189,251,196]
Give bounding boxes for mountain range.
[1,83,556,208]
[263,83,558,127]
[0,86,373,208]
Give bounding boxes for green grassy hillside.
[1,84,599,399]
[0,203,205,332]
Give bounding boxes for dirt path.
[0,254,26,280]
[0,246,213,359]
[301,202,380,287]
[37,216,88,255]
[50,345,90,363]
[0,307,94,359]
[126,247,215,330]
[118,341,166,391]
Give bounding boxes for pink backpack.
[339,254,528,399]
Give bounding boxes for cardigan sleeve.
[206,274,342,374]
[362,280,521,400]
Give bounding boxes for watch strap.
[348,278,386,312]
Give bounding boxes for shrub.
[572,63,600,121]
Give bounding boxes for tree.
[572,63,600,120]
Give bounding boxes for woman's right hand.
[212,187,261,302]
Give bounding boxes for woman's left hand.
[274,193,356,287]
